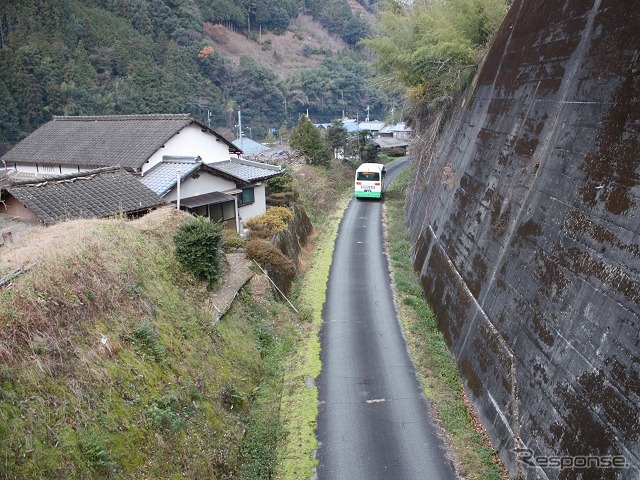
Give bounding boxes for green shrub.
[126,320,167,362]
[147,394,184,431]
[383,147,408,157]
[266,170,298,198]
[222,228,245,252]
[265,169,299,207]
[266,191,296,207]
[174,216,223,286]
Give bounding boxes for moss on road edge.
[274,196,351,480]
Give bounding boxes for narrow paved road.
[316,159,458,480]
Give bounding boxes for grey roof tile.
[231,138,271,156]
[371,137,410,148]
[1,114,241,170]
[139,156,201,196]
[5,167,166,225]
[358,121,386,131]
[207,159,281,183]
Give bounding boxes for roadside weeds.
[273,196,351,480]
[383,165,507,480]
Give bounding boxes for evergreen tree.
[11,57,46,132]
[289,115,332,167]
[228,56,286,138]
[341,14,369,47]
[61,40,113,115]
[326,121,348,159]
[0,0,387,147]
[0,80,19,142]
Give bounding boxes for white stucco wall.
[141,124,232,174]
[10,164,89,175]
[238,183,267,225]
[164,171,237,203]
[165,172,267,225]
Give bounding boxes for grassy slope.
[0,208,297,479]
[274,196,350,479]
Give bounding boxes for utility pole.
[284,98,288,125]
[238,110,243,149]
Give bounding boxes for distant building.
[357,121,386,136]
[231,137,271,157]
[379,122,412,140]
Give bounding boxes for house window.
[210,200,236,222]
[237,187,255,206]
[191,205,208,217]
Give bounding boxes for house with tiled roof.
[369,136,410,155]
[139,156,281,232]
[0,114,242,176]
[379,122,412,140]
[341,120,360,133]
[0,167,166,225]
[231,137,271,157]
[0,114,283,230]
[357,121,386,136]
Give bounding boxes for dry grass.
[0,219,101,272]
[0,206,183,276]
[0,216,158,366]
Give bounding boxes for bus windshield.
[356,171,380,181]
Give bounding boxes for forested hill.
[0,0,391,151]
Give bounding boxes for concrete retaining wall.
[406,0,639,477]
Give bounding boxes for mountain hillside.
[207,1,378,75]
[0,0,391,149]
[205,14,348,75]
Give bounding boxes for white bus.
[354,162,386,199]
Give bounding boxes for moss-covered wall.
[407,0,639,478]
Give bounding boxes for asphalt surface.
[315,159,458,480]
